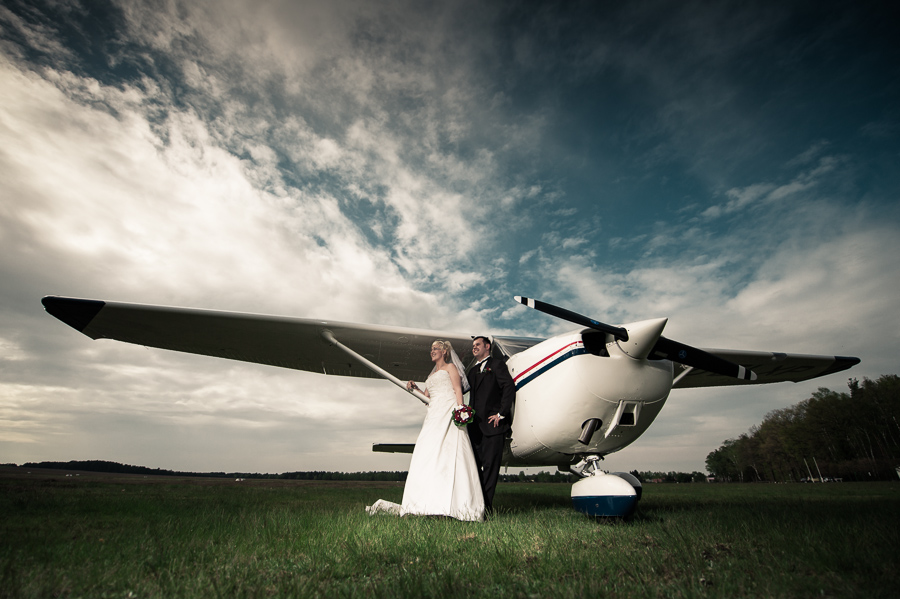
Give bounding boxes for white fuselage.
[504,329,673,467]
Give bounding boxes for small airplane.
[41,295,859,517]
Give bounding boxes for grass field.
[2,467,898,598]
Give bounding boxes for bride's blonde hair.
[431,340,453,362]
[430,339,471,393]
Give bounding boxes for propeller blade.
[514,295,757,381]
[514,296,628,341]
[652,336,757,381]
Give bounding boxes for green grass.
[2,469,898,598]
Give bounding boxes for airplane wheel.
[571,473,637,518]
[610,471,643,501]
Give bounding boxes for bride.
[366,340,485,521]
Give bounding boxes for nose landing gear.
[569,456,639,518]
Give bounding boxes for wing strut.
[320,330,430,405]
[672,366,694,386]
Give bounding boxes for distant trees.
[499,471,575,483]
[706,375,900,482]
[635,471,707,483]
[18,461,710,484]
[278,471,408,481]
[19,461,411,481]
[21,460,178,476]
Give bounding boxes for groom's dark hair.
[472,335,492,349]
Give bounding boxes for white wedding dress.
[366,369,485,521]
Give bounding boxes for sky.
[1,0,898,475]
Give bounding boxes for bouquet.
[452,404,475,428]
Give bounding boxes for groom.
[467,336,516,515]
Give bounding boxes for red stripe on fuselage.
[514,340,583,384]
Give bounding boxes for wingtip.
[819,356,861,377]
[41,296,105,333]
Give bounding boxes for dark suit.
[467,355,516,513]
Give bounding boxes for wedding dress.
[366,369,485,521]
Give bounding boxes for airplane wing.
[42,296,855,389]
[673,349,859,389]
[41,296,487,382]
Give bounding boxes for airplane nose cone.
[617,318,667,360]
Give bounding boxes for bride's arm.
[445,366,464,406]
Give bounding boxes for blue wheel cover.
[572,495,637,518]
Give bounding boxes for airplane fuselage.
[504,330,673,467]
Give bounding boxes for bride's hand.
[406,381,419,391]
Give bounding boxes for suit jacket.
[466,355,516,437]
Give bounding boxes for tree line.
[706,375,900,482]
[636,471,707,483]
[18,461,412,481]
[15,460,717,484]
[13,461,575,483]
[13,461,709,484]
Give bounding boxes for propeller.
[514,296,629,342]
[514,296,757,381]
[649,336,756,381]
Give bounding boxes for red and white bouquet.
[452,405,475,428]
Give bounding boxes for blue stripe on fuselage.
[515,347,587,390]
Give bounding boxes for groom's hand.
[488,414,502,427]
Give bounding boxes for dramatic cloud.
[1,0,897,474]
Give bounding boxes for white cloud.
[0,4,75,63]
[725,226,900,354]
[703,152,845,220]
[702,183,775,218]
